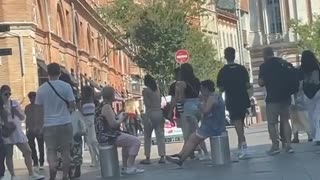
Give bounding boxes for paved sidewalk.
[3,123,320,180]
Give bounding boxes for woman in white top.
[80,86,99,166]
[300,51,320,144]
[1,85,44,180]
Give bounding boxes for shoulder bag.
[1,100,17,138]
[47,81,70,108]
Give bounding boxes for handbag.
[158,87,173,120]
[1,100,17,138]
[47,81,70,108]
[1,122,16,138]
[303,70,320,99]
[303,82,320,99]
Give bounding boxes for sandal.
[140,159,151,164]
[158,157,166,164]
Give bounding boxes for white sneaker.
[238,144,250,160]
[38,165,44,171]
[199,154,211,161]
[122,168,144,175]
[29,173,45,180]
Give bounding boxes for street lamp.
[235,0,244,65]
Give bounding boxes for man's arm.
[66,85,76,111]
[217,69,225,92]
[243,67,252,89]
[200,95,215,114]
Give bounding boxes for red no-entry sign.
[175,49,189,64]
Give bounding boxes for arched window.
[74,15,80,46]
[97,37,101,59]
[56,3,67,39]
[87,26,92,53]
[35,0,45,29]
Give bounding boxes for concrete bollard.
[210,132,231,165]
[99,144,120,178]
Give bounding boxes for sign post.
[0,48,12,56]
[175,49,190,64]
[0,25,12,57]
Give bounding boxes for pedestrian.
[0,96,8,179]
[258,47,294,155]
[166,80,226,166]
[290,76,312,143]
[168,67,183,128]
[140,75,166,164]
[300,50,320,144]
[217,47,251,159]
[95,86,144,175]
[69,99,87,179]
[25,92,45,170]
[80,86,99,167]
[35,63,76,180]
[0,85,44,180]
[170,63,209,160]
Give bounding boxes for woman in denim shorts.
[167,80,226,166]
[173,63,209,159]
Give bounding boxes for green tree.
[97,0,222,89]
[290,15,320,55]
[184,28,223,81]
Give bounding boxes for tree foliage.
[97,0,222,88]
[290,15,320,55]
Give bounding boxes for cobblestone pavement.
[3,123,320,180]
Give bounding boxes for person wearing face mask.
[0,85,44,180]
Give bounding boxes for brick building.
[0,0,142,109]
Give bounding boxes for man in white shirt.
[36,63,76,180]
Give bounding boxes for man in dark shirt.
[217,47,251,159]
[259,47,294,155]
[25,92,45,169]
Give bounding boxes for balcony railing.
[265,33,286,44]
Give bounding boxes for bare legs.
[5,143,35,176]
[166,133,204,165]
[233,120,246,147]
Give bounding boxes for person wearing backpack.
[259,47,294,155]
[300,50,320,145]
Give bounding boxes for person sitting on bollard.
[95,86,144,175]
[166,80,226,166]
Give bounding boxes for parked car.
[151,120,183,145]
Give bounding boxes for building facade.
[200,0,250,66]
[248,0,320,120]
[0,0,142,109]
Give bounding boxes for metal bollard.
[210,132,231,165]
[99,144,120,178]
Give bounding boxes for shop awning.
[60,67,78,85]
[37,60,47,72]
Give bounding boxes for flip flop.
[140,159,151,164]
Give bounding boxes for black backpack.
[279,59,300,96]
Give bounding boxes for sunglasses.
[4,93,11,97]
